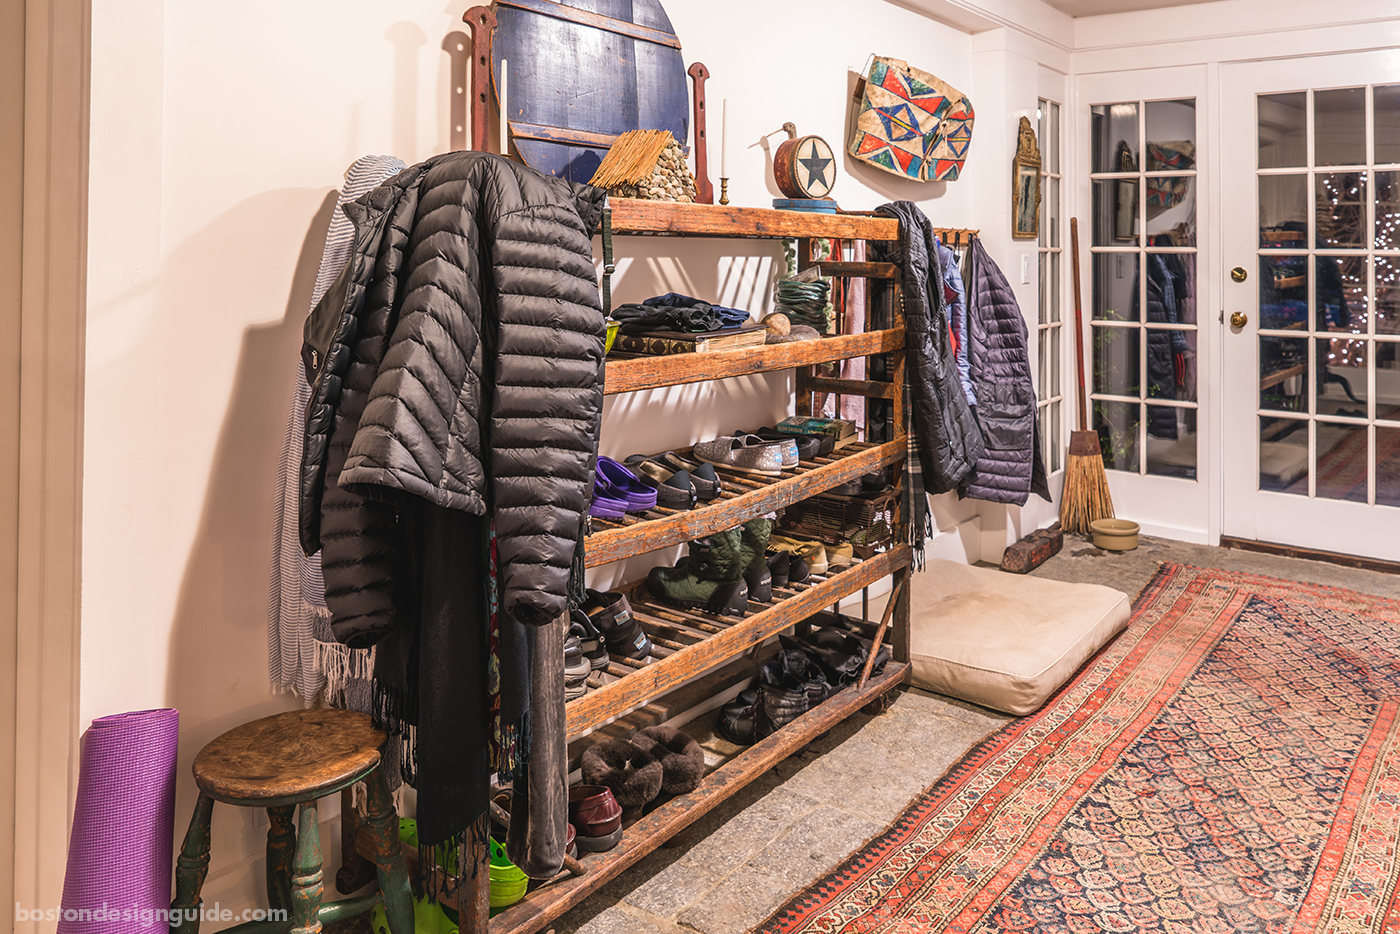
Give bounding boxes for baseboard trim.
[1219,536,1400,576]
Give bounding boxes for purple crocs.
[597,456,658,513]
[591,476,628,521]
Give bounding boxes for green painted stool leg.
[289,802,324,934]
[363,767,414,934]
[266,805,296,912]
[170,793,215,934]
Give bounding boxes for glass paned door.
[1222,51,1400,561]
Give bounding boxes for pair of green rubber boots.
[646,517,773,617]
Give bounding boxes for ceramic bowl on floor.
[1090,518,1140,551]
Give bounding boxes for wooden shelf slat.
[603,328,904,395]
[565,546,910,739]
[812,261,897,279]
[797,375,898,400]
[492,661,911,934]
[607,198,901,240]
[584,440,905,567]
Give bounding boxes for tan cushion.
[908,559,1130,716]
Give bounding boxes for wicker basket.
[777,488,896,559]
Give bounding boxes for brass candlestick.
[719,177,730,205]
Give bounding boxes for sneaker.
[731,433,799,468]
[564,633,591,701]
[768,534,828,575]
[740,427,828,461]
[583,589,652,661]
[570,608,609,670]
[692,436,788,476]
[826,541,856,568]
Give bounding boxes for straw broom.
[1059,217,1114,534]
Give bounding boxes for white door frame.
[1073,65,1214,544]
[12,0,88,926]
[1220,50,1400,560]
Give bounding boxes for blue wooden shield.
[493,0,690,184]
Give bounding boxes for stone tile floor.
[329,535,1400,934]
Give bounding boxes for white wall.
[81,0,1065,917]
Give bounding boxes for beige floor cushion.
[908,559,1131,716]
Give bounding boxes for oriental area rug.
[755,563,1400,934]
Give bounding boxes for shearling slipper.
[631,725,705,795]
[581,737,663,809]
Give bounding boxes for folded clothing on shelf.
[612,292,751,333]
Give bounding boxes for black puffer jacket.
[873,201,985,493]
[300,152,607,645]
[959,239,1050,505]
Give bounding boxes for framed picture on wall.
[1114,140,1138,242]
[1012,116,1041,240]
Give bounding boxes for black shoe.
[718,703,757,746]
[766,550,791,588]
[570,608,609,670]
[564,633,590,701]
[583,589,652,661]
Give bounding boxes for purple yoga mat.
[58,708,179,934]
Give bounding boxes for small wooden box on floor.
[1000,523,1063,574]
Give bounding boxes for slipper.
[631,725,706,795]
[581,738,663,809]
[597,456,657,512]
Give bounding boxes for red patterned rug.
[755,564,1400,934]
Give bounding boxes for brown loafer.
[568,784,622,838]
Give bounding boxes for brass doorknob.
[1230,311,1248,328]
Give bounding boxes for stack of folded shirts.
[775,278,831,333]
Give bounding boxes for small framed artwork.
[1012,117,1041,240]
[1113,140,1138,242]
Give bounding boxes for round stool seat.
[193,709,386,805]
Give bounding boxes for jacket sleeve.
[488,190,608,626]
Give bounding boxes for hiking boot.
[645,564,749,617]
[738,518,774,603]
[570,608,609,670]
[583,589,651,661]
[757,683,808,738]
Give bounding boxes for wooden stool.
[169,709,413,934]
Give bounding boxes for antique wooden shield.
[493,0,690,183]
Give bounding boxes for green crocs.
[489,838,529,910]
[370,893,459,934]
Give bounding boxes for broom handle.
[1070,216,1087,432]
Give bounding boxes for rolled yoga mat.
[58,708,179,933]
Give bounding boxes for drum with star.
[773,132,837,200]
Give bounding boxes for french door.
[1221,51,1400,560]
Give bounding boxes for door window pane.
[1048,176,1061,248]
[1376,85,1400,165]
[1049,102,1061,175]
[1093,103,1139,173]
[1259,92,1307,169]
[1377,256,1400,335]
[1316,255,1367,335]
[1145,327,1195,402]
[1146,177,1195,245]
[1092,326,1140,397]
[1093,253,1139,321]
[1038,252,1048,324]
[1378,426,1400,507]
[1146,405,1196,479]
[1259,336,1308,411]
[1316,171,1367,248]
[1146,100,1196,159]
[1375,171,1400,249]
[1093,179,1138,246]
[1313,420,1368,503]
[1315,87,1367,166]
[1094,400,1140,472]
[1259,175,1308,243]
[1049,253,1062,322]
[1316,336,1369,415]
[1259,256,1309,330]
[1049,400,1062,473]
[1259,416,1309,493]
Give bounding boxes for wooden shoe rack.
[351,200,975,934]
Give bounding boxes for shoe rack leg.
[458,814,491,933]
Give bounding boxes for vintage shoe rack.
[351,199,978,934]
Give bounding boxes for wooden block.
[1000,523,1063,574]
